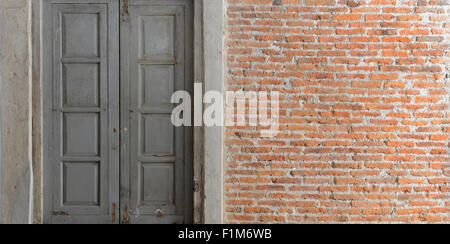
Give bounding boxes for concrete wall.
[203,0,225,224]
[0,0,33,224]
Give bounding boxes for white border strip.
[0,2,4,220]
[203,0,224,224]
[27,0,34,224]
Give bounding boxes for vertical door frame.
[32,0,43,224]
[32,0,225,224]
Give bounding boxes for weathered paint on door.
[42,0,120,224]
[43,0,193,224]
[120,0,194,224]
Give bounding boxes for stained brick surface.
[225,0,450,223]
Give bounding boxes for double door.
[42,0,193,224]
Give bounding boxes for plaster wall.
[0,0,33,224]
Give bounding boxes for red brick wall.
[225,0,450,223]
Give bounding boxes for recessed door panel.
[62,63,100,107]
[62,13,100,57]
[63,113,100,156]
[141,65,175,111]
[140,163,175,205]
[63,162,100,206]
[142,114,175,156]
[140,15,175,59]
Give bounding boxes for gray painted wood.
[42,0,193,224]
[43,0,119,224]
[32,0,43,224]
[120,0,193,224]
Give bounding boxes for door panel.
[121,0,193,224]
[43,0,119,224]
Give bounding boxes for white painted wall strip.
[0,2,4,221]
[28,0,34,224]
[203,0,225,224]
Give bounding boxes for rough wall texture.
[0,0,32,224]
[225,0,450,223]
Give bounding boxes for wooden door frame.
[31,0,225,224]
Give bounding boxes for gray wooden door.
[120,0,194,224]
[42,0,193,224]
[42,0,120,224]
